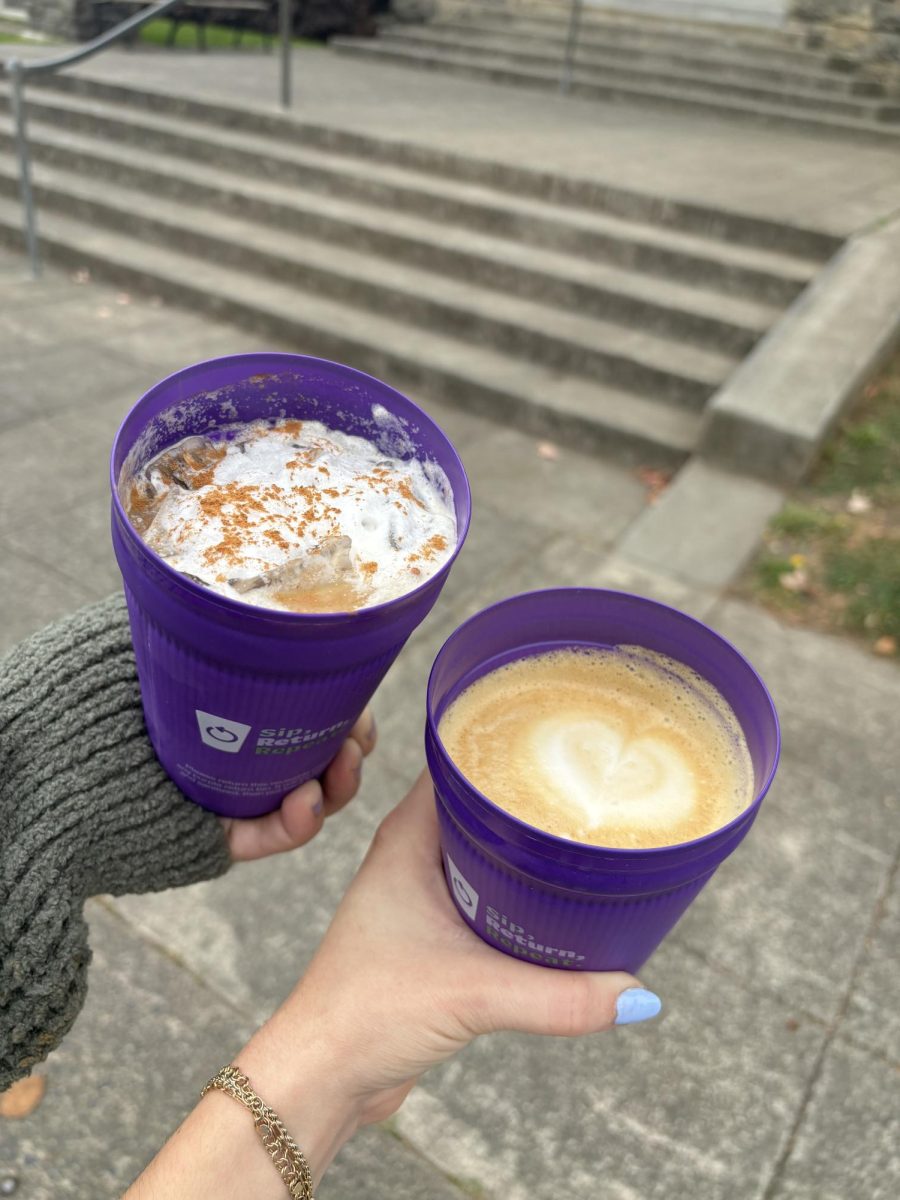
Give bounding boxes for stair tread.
[1,149,740,387]
[386,25,880,110]
[413,19,858,78]
[0,82,825,284]
[333,38,900,138]
[0,194,701,455]
[430,16,835,73]
[439,2,829,57]
[0,109,789,332]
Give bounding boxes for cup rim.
[426,586,782,860]
[110,352,472,625]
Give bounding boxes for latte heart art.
[530,715,696,832]
[438,645,754,849]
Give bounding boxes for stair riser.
[0,170,714,409]
[0,216,690,468]
[425,19,876,90]
[408,24,883,94]
[435,11,830,65]
[0,105,808,308]
[384,29,879,111]
[0,130,767,354]
[333,41,900,144]
[26,75,842,261]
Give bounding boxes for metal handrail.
[3,0,294,278]
[559,0,583,95]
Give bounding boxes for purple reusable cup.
[426,588,780,974]
[111,353,470,818]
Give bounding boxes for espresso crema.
[438,646,754,849]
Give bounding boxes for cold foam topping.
[123,417,457,613]
[438,646,754,849]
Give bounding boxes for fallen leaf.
[789,553,806,569]
[779,568,809,593]
[635,466,672,504]
[0,1074,45,1119]
[785,1018,800,1033]
[873,635,897,656]
[536,441,560,461]
[846,489,872,515]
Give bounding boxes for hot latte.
[438,646,754,849]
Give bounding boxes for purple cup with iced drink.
[111,353,470,818]
[426,588,780,974]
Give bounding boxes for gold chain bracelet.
[202,1065,316,1200]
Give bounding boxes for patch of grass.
[445,1177,488,1199]
[138,18,321,51]
[769,502,843,538]
[744,352,900,657]
[825,542,900,639]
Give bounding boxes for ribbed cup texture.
[128,595,405,817]
[437,791,716,975]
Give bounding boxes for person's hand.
[241,770,659,1133]
[218,708,377,862]
[128,770,661,1199]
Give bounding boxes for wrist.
[235,995,363,1184]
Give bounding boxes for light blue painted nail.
[615,988,662,1026]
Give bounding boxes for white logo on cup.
[446,855,480,922]
[195,710,252,754]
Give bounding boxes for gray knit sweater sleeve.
[0,594,231,1090]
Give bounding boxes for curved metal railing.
[3,0,294,277]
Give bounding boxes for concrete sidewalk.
[0,250,897,1199]
[3,43,893,237]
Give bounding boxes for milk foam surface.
[438,647,754,849]
[123,417,456,613]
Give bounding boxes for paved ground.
[5,39,900,236]
[0,246,897,1199]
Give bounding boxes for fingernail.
[311,797,324,817]
[615,988,662,1026]
[363,711,376,749]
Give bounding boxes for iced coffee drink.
[123,415,457,613]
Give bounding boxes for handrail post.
[8,59,40,279]
[559,0,583,96]
[279,0,292,109]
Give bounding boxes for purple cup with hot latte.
[426,588,780,973]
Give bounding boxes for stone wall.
[791,1,900,84]
[23,0,96,40]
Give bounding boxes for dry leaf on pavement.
[779,568,809,593]
[873,635,897,656]
[635,466,672,504]
[0,1074,46,1119]
[846,489,872,515]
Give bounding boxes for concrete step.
[421,16,883,94]
[27,72,842,262]
[0,115,781,357]
[0,148,740,407]
[0,196,701,466]
[0,82,824,308]
[437,1,826,61]
[388,22,885,102]
[332,38,900,142]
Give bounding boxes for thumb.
[473,956,661,1038]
